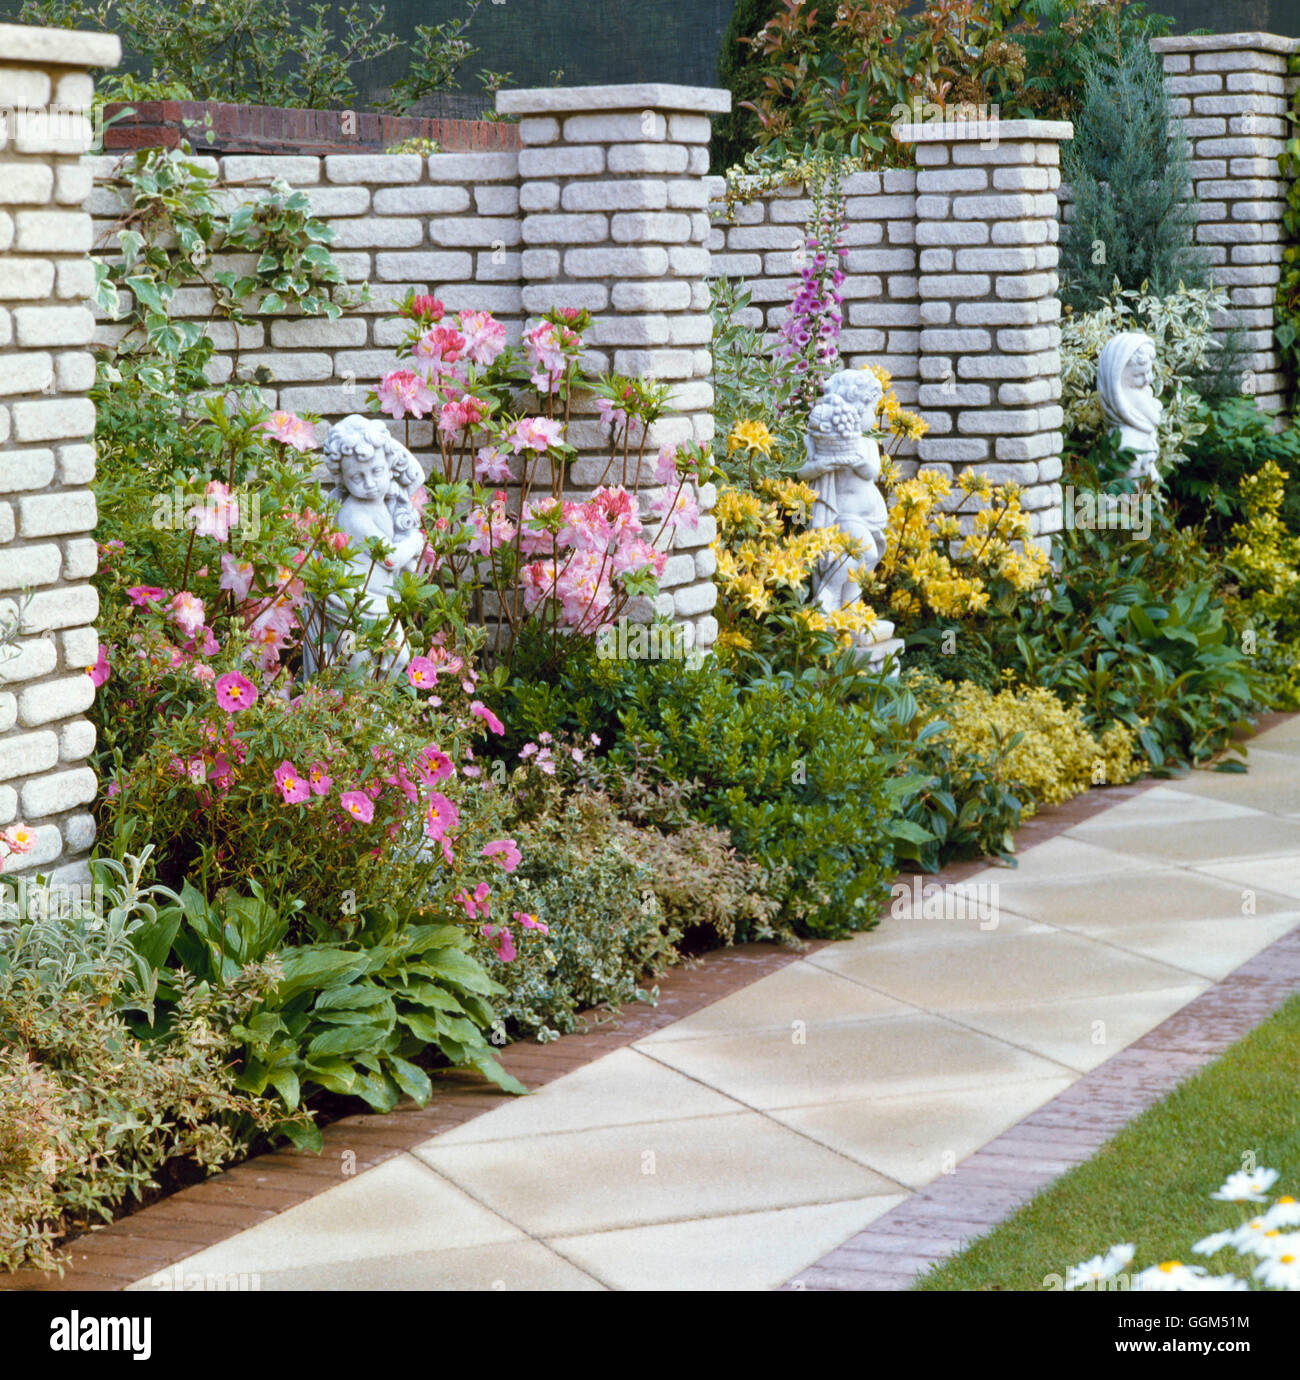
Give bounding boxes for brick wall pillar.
[496,83,728,649]
[899,118,1073,549]
[0,23,120,880]
[1153,33,1300,415]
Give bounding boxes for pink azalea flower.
[513,910,549,935]
[654,443,680,486]
[169,591,206,638]
[481,838,521,872]
[127,585,166,608]
[458,310,507,366]
[404,294,445,323]
[414,324,467,368]
[474,446,513,483]
[190,479,243,541]
[423,791,460,841]
[308,762,332,796]
[406,295,443,323]
[261,410,318,452]
[469,700,504,735]
[653,484,701,533]
[507,415,564,454]
[88,644,110,688]
[406,656,438,690]
[340,791,374,824]
[377,369,435,421]
[220,553,255,602]
[215,671,258,713]
[274,760,310,805]
[438,394,487,436]
[482,923,516,962]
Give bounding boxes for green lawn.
[916,992,1300,1291]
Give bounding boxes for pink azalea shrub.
[375,294,709,659]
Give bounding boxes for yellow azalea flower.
[727,418,775,456]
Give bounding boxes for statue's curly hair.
[322,415,423,534]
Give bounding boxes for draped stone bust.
[1097,332,1162,482]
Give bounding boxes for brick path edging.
[1,720,1288,1292]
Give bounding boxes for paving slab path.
[97,713,1300,1290]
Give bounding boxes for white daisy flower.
[1211,1168,1280,1204]
[1254,1250,1300,1290]
[1262,1197,1300,1229]
[1064,1243,1134,1290]
[1132,1260,1208,1291]
[1192,1230,1238,1256]
[1181,1273,1249,1291]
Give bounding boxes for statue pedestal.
[850,619,904,677]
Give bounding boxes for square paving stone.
[1195,852,1300,901]
[548,1194,907,1291]
[414,1111,902,1236]
[971,866,1295,931]
[940,985,1208,1072]
[766,1079,1075,1189]
[1163,748,1300,815]
[1049,911,1300,980]
[807,928,1199,1012]
[419,1047,746,1146]
[961,835,1151,884]
[1251,718,1300,754]
[635,959,911,1044]
[131,1155,522,1279]
[1065,811,1300,866]
[211,1239,606,1292]
[1060,784,1260,831]
[633,1011,1067,1110]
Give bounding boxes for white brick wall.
[0,20,119,880]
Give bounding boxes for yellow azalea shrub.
[713,365,1050,663]
[863,466,1052,623]
[919,678,1144,811]
[712,476,881,657]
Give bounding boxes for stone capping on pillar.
[497,82,731,647]
[1150,32,1300,56]
[496,83,731,117]
[894,118,1075,145]
[0,21,121,67]
[895,117,1074,546]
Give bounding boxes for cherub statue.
[1097,332,1163,483]
[799,368,889,613]
[303,414,427,678]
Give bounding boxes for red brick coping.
[1,717,1291,1291]
[101,101,520,155]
